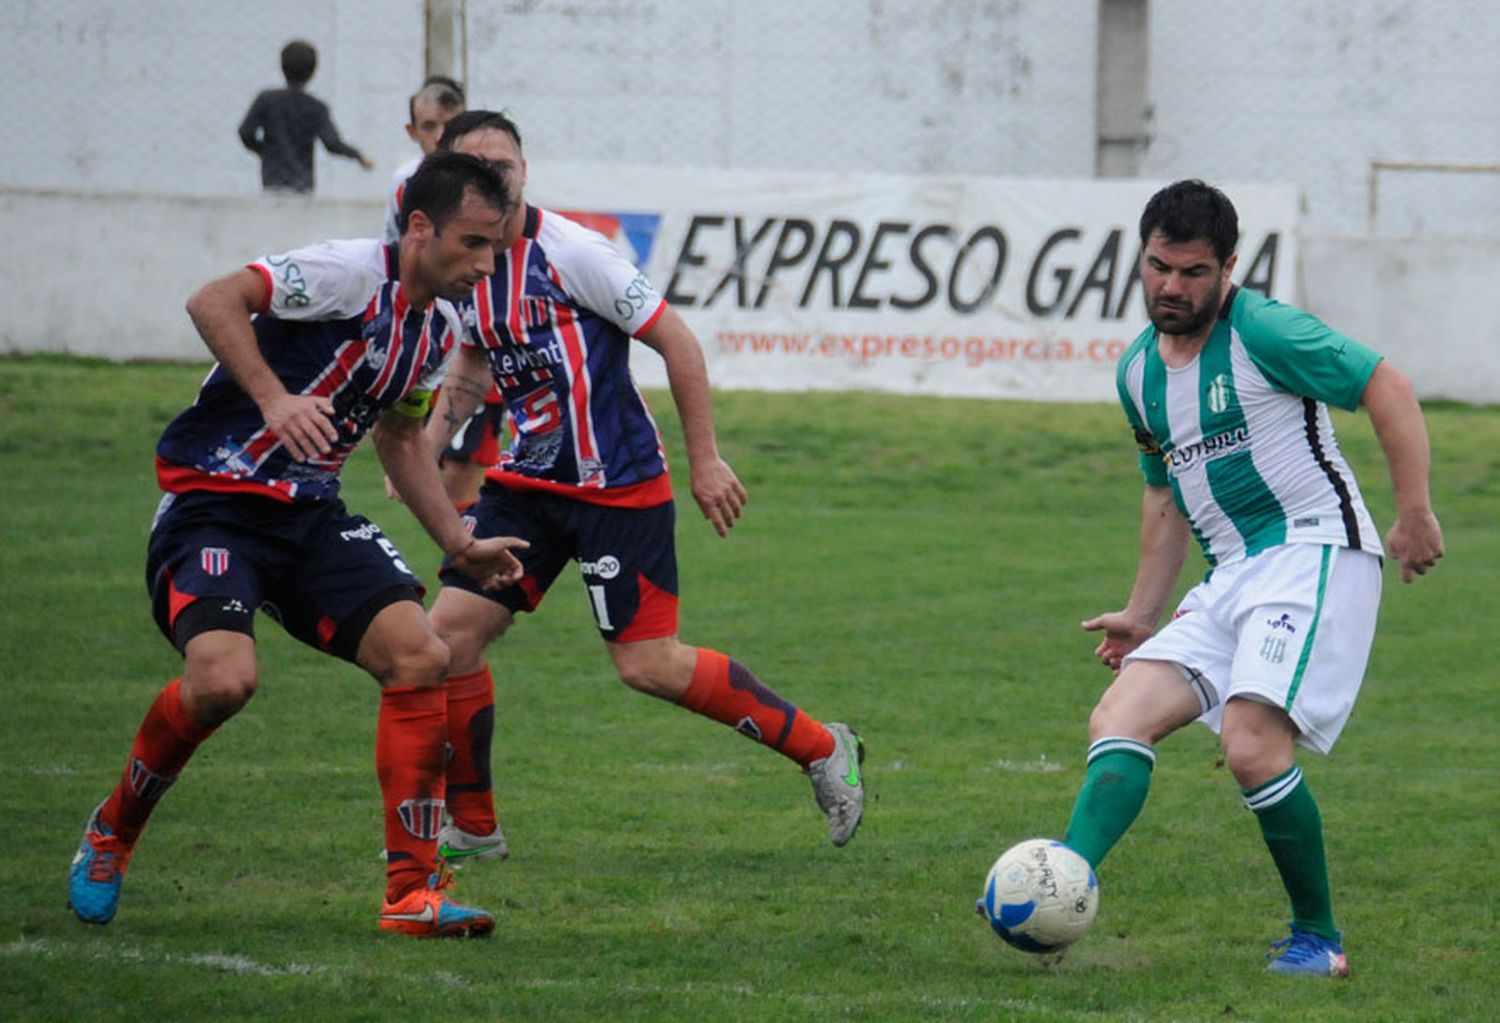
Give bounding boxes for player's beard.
[1147,291,1218,338]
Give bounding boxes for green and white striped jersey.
[1116,286,1384,571]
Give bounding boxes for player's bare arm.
[638,306,748,537]
[428,344,494,460]
[373,409,527,589]
[1082,485,1192,670]
[1361,359,1444,583]
[185,267,339,462]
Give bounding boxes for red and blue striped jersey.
[461,205,671,507]
[156,238,460,504]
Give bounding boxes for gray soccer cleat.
[806,722,865,846]
[438,821,509,864]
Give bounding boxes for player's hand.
[359,154,376,172]
[449,536,529,591]
[1081,611,1155,672]
[1385,509,1444,583]
[261,393,339,462]
[690,457,748,538]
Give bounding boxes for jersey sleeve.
[1233,296,1382,411]
[1116,341,1169,487]
[249,239,385,321]
[391,301,461,419]
[551,221,667,337]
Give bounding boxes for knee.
[431,611,507,676]
[1220,702,1297,788]
[182,656,258,726]
[1087,689,1146,743]
[609,642,687,696]
[1221,731,1285,789]
[383,630,452,689]
[612,650,662,695]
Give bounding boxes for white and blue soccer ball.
[979,839,1098,953]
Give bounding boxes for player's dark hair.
[280,40,317,88]
[437,110,524,152]
[1139,179,1239,265]
[409,76,466,124]
[398,150,512,236]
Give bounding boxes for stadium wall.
[2,186,1494,404]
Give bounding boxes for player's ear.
[405,208,435,242]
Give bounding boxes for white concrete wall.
[3,189,1493,404]
[0,189,382,360]
[1300,236,1500,404]
[0,0,423,201]
[466,0,1100,178]
[1144,0,1500,237]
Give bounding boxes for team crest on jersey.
[365,342,389,371]
[200,547,231,576]
[396,797,446,840]
[521,297,550,329]
[1206,373,1234,415]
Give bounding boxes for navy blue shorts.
[146,490,424,662]
[439,483,679,643]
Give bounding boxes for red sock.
[444,667,497,834]
[377,685,447,901]
[678,649,835,767]
[98,678,215,846]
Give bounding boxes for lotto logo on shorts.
[396,797,446,840]
[200,547,231,576]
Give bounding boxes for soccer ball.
[979,839,1098,953]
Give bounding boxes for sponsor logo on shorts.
[339,523,384,542]
[396,798,446,841]
[200,547,231,576]
[221,599,250,615]
[579,555,621,580]
[1266,613,1298,633]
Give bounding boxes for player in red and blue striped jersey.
[417,113,864,865]
[68,152,529,938]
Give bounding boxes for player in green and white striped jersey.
[1060,180,1445,976]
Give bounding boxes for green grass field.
[1,355,1495,1022]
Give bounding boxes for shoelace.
[86,840,126,884]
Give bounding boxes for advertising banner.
[532,164,1300,403]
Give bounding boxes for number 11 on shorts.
[587,584,614,630]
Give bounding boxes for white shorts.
[1123,543,1383,753]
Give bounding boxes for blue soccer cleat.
[1265,927,1349,977]
[68,805,133,925]
[379,871,495,938]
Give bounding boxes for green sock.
[1064,738,1156,868]
[1244,766,1339,941]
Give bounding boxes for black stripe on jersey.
[1302,397,1362,550]
[1218,285,1239,320]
